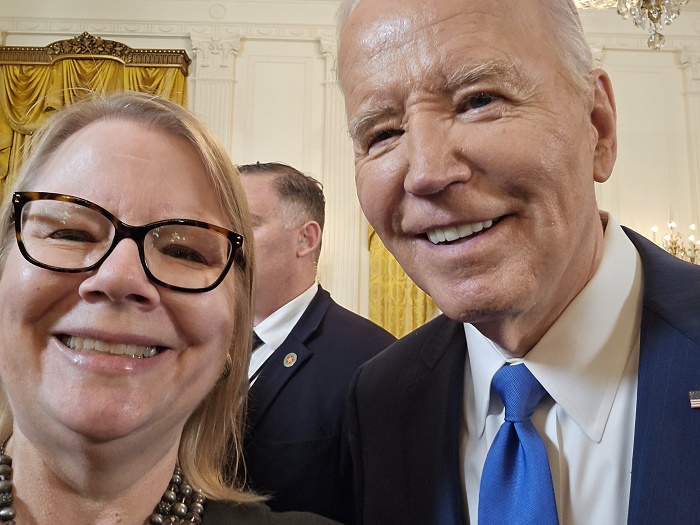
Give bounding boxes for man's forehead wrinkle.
[352,14,412,59]
[344,2,533,141]
[348,6,453,68]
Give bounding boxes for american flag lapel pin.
[690,391,700,409]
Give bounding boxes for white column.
[189,34,240,154]
[681,48,700,226]
[317,37,364,313]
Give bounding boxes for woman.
[0,92,339,524]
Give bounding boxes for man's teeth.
[427,219,494,245]
[61,335,159,359]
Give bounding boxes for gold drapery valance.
[0,32,191,196]
[368,226,437,338]
[0,32,190,75]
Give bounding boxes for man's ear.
[589,68,617,184]
[296,221,322,258]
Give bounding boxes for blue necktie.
[478,364,559,525]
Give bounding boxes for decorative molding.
[587,37,606,68]
[0,31,191,74]
[681,47,700,81]
[190,35,241,69]
[584,30,700,51]
[0,17,335,43]
[208,4,227,21]
[317,36,335,58]
[318,36,337,83]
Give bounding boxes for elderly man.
[238,162,395,523]
[337,0,700,524]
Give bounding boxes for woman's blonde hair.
[0,91,259,503]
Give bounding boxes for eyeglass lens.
[18,198,234,290]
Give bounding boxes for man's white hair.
[336,0,593,90]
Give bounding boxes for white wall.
[581,4,700,243]
[2,0,700,314]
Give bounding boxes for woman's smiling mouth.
[60,335,162,359]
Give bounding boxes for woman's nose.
[78,239,161,306]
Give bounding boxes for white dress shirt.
[248,282,319,385]
[462,214,644,524]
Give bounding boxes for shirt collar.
[467,214,643,442]
[254,282,318,350]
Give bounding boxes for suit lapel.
[248,340,312,428]
[247,287,331,429]
[402,317,468,524]
[625,229,700,524]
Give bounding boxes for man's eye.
[459,93,496,112]
[368,129,404,149]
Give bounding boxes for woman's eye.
[368,128,404,149]
[49,229,96,243]
[460,93,496,112]
[160,244,208,265]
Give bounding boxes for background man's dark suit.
[347,231,700,525]
[238,162,396,523]
[245,286,395,523]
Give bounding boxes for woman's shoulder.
[202,500,342,525]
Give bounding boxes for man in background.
[336,0,700,524]
[238,162,395,523]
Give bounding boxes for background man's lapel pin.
[283,352,298,368]
[689,391,700,409]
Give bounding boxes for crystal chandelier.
[575,0,689,50]
[651,222,700,264]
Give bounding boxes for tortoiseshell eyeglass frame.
[12,191,245,293]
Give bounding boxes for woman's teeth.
[427,219,495,245]
[61,335,160,359]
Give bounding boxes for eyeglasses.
[12,192,244,293]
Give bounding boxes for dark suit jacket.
[347,229,700,525]
[245,286,396,523]
[204,501,340,525]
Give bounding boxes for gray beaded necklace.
[0,445,206,525]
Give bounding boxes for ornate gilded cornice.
[0,32,191,75]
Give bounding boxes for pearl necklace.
[0,445,206,525]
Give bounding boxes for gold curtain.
[0,63,59,190]
[368,227,437,338]
[0,32,190,196]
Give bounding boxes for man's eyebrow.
[348,102,402,142]
[443,59,526,92]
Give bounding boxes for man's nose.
[403,114,473,196]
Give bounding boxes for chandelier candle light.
[575,0,689,49]
[651,222,700,264]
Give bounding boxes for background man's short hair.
[238,162,326,232]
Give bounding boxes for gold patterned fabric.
[368,227,437,338]
[0,63,58,191]
[0,33,189,196]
